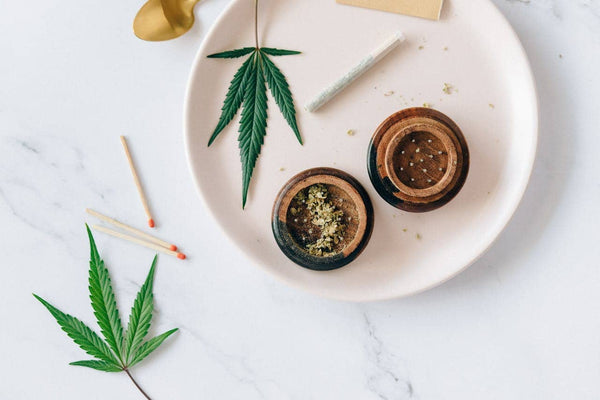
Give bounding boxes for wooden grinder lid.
[367,108,470,212]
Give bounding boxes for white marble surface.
[1,0,599,398]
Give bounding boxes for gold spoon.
[134,0,201,41]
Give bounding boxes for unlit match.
[92,225,186,260]
[120,136,155,228]
[305,31,405,112]
[86,208,177,251]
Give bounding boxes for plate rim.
[184,0,539,302]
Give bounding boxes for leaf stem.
[254,0,259,49]
[124,369,152,400]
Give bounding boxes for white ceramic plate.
[185,0,538,301]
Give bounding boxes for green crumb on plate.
[442,83,454,95]
[347,129,355,136]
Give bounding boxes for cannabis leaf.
[34,226,178,400]
[207,47,302,209]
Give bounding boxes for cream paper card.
[336,0,445,20]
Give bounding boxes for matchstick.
[92,225,186,260]
[86,208,178,251]
[305,31,406,112]
[120,136,155,228]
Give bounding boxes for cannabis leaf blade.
[86,225,124,361]
[129,329,179,368]
[33,294,120,366]
[124,256,156,365]
[70,360,123,372]
[261,52,302,144]
[208,52,256,146]
[207,47,256,58]
[238,54,268,208]
[260,47,301,56]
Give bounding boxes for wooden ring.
[272,168,374,271]
[367,108,470,212]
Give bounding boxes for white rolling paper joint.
[305,31,406,112]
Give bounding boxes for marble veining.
[505,0,600,38]
[363,313,414,400]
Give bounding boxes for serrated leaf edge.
[208,51,257,146]
[261,52,302,144]
[238,53,268,208]
[33,294,120,367]
[70,360,123,372]
[260,47,301,56]
[207,47,256,58]
[129,329,179,368]
[86,225,125,363]
[123,257,156,366]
